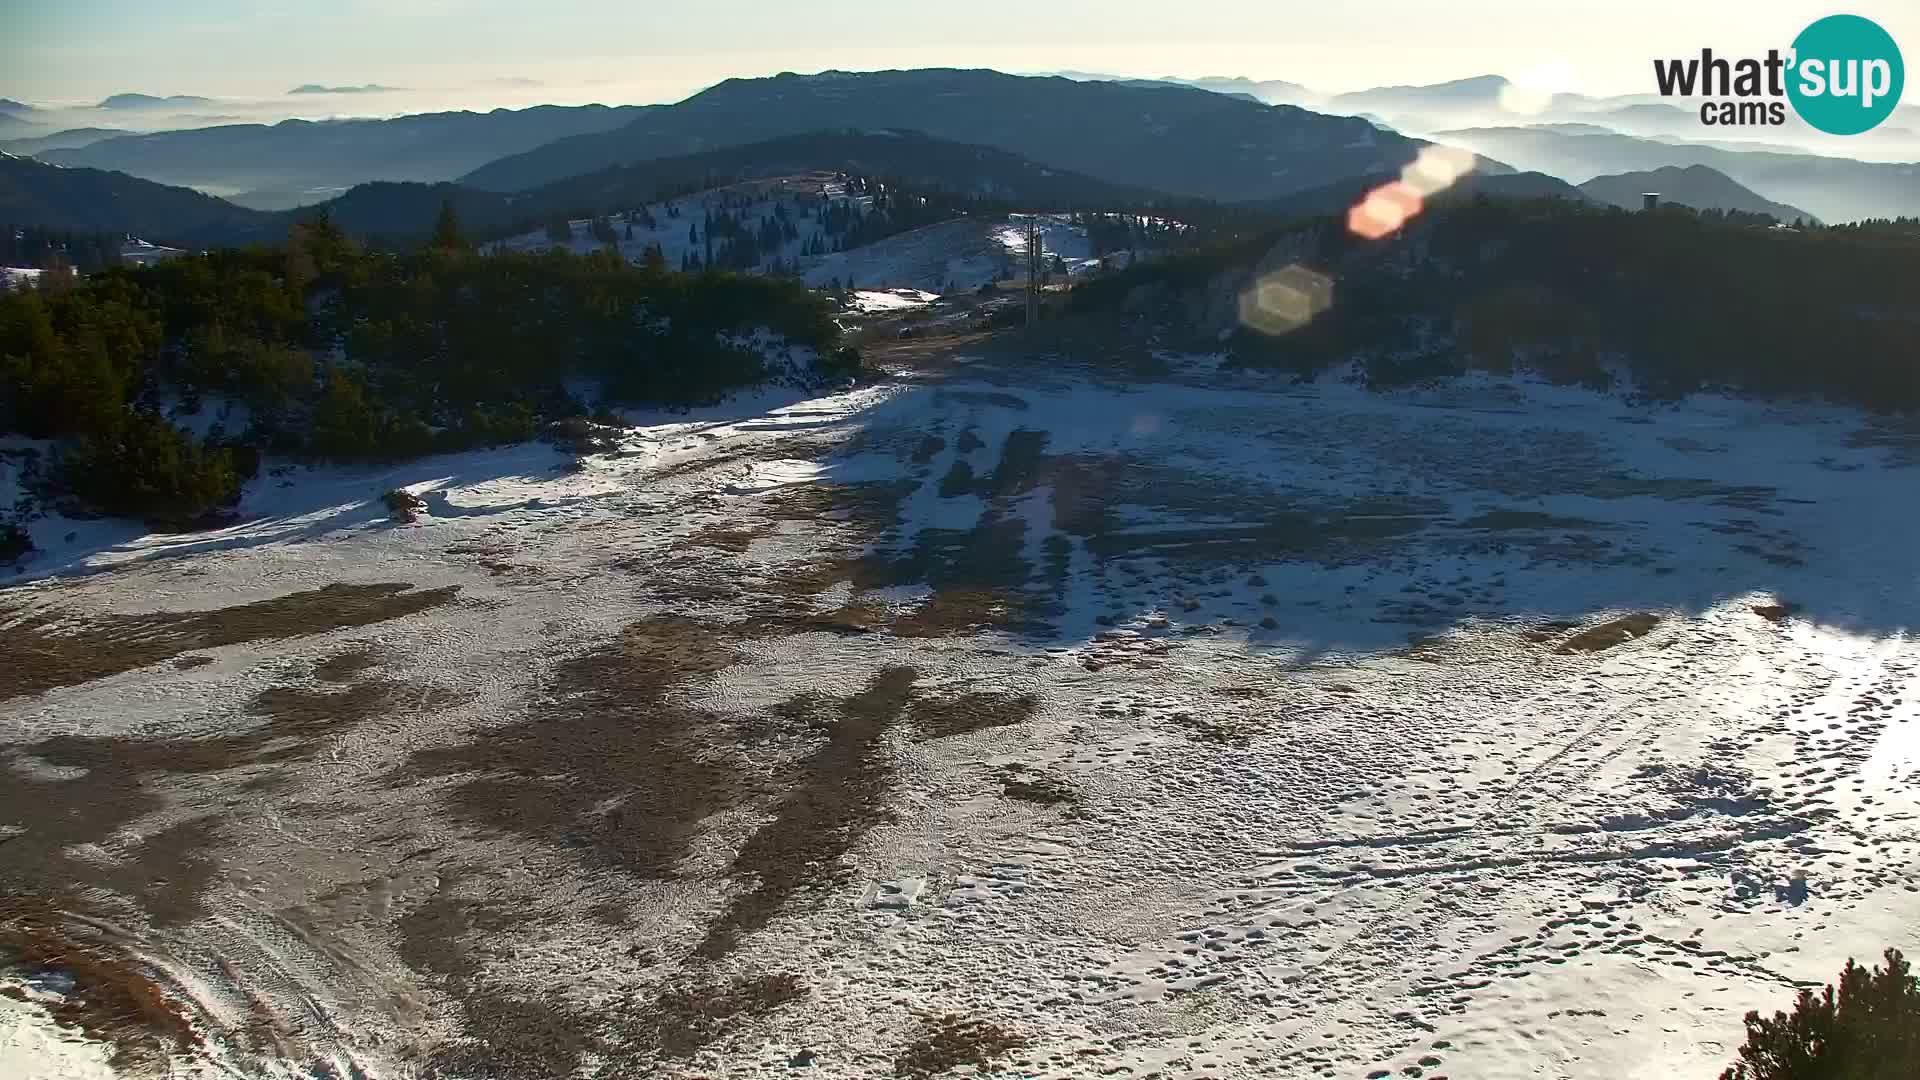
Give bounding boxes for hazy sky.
[4,0,1913,108]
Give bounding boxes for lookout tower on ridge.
[1641,192,1661,211]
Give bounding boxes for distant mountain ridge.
[1,129,1189,250]
[460,69,1426,202]
[1435,125,1920,223]
[0,128,134,157]
[289,84,402,95]
[1046,71,1315,106]
[1250,168,1596,217]
[1579,165,1817,223]
[42,104,651,197]
[242,129,1194,244]
[0,153,267,243]
[98,93,213,109]
[530,128,1176,209]
[1330,74,1515,112]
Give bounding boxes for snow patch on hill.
[0,990,118,1080]
[802,218,1007,293]
[0,267,43,291]
[484,174,872,273]
[484,176,1173,298]
[848,288,940,312]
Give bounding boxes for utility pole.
[1024,215,1040,328]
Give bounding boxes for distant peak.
[98,92,213,109]
[288,83,403,95]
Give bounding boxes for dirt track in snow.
[2,338,1918,1079]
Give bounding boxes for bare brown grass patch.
[1521,619,1582,644]
[693,667,917,960]
[631,972,806,1060]
[910,434,947,465]
[910,691,1038,740]
[1,669,462,931]
[890,588,1027,638]
[399,615,746,880]
[1556,613,1663,654]
[999,766,1074,806]
[894,1013,1028,1078]
[312,646,381,683]
[427,991,597,1080]
[0,582,457,700]
[679,523,776,555]
[0,897,202,1071]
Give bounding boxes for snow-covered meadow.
[2,347,1916,1078]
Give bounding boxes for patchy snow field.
[484,174,875,275]
[802,219,1010,293]
[2,347,1917,1079]
[481,178,1143,296]
[1,266,44,291]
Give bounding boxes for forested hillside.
[0,225,130,273]
[1072,199,1920,410]
[0,213,848,528]
[0,153,268,244]
[251,130,1195,250]
[8,192,1916,540]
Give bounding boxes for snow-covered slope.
[484,174,873,273]
[6,356,1914,1078]
[801,218,1006,292]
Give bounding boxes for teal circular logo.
[1787,14,1904,135]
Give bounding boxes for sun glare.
[1238,263,1334,335]
[1346,180,1423,240]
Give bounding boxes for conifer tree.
[430,199,467,253]
[1721,949,1918,1079]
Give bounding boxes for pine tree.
[430,199,467,253]
[1721,949,1918,1079]
[285,221,317,294]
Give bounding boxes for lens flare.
[1347,181,1424,241]
[1399,144,1478,197]
[1238,263,1334,336]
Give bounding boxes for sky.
[2,0,1914,109]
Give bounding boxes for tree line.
[1,207,853,531]
[1,225,126,275]
[1071,197,1920,412]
